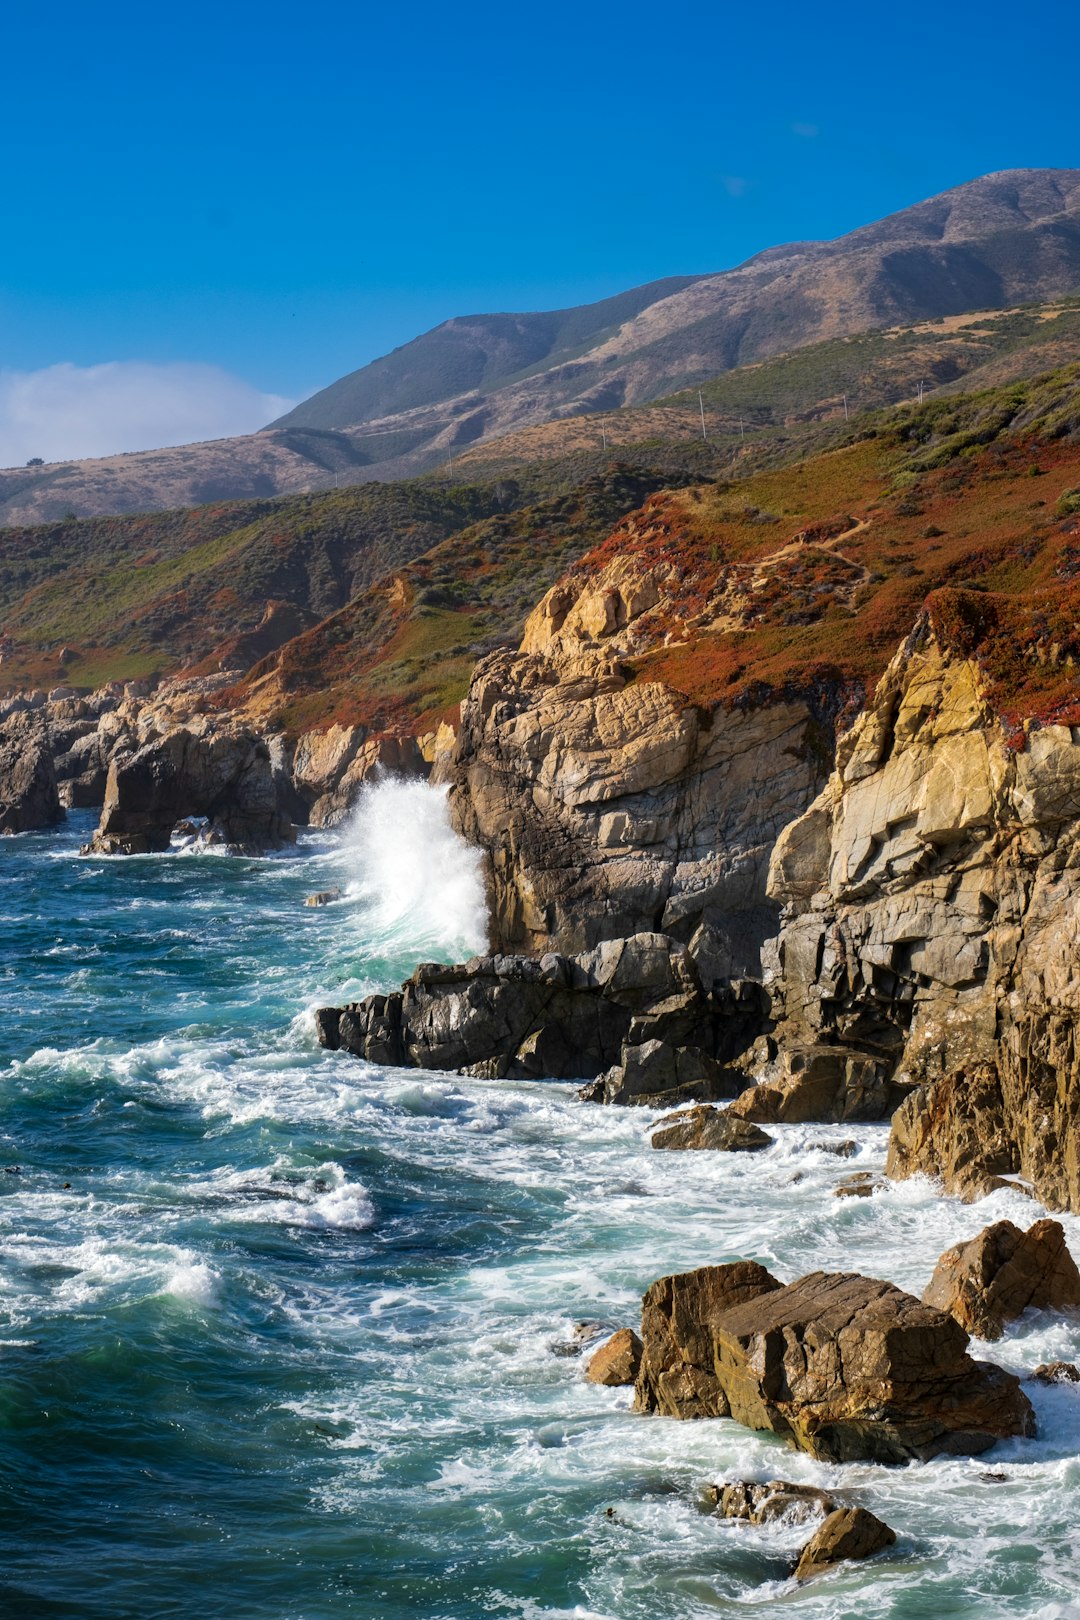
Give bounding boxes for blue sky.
[2,0,1077,460]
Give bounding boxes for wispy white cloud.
[0,361,295,469]
[721,175,750,199]
[792,121,819,139]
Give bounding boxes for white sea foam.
[340,777,488,962]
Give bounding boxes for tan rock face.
[765,619,1080,1210]
[712,1479,836,1526]
[923,1219,1080,1340]
[633,1262,783,1419]
[794,1506,896,1581]
[585,1329,643,1387]
[445,628,824,975]
[710,1270,1035,1463]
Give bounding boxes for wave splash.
[341,777,489,965]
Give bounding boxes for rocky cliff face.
[765,618,1080,1210]
[444,551,826,978]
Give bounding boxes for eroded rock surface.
[585,1329,643,1387]
[711,1479,836,1526]
[923,1219,1080,1340]
[650,1105,771,1152]
[0,713,63,834]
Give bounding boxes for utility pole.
[698,389,708,443]
[917,380,925,405]
[601,427,608,451]
[740,419,745,440]
[843,393,849,421]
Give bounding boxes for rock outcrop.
[585,1329,643,1387]
[634,1261,1034,1461]
[85,722,296,853]
[709,1269,1034,1462]
[764,618,1080,1210]
[923,1219,1080,1340]
[793,1506,896,1581]
[0,712,64,833]
[291,724,429,826]
[317,933,760,1099]
[443,550,830,975]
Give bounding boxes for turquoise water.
[3,787,1080,1620]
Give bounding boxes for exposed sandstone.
[443,563,827,974]
[633,1262,783,1418]
[922,1219,1080,1340]
[650,1105,771,1152]
[585,1329,643,1387]
[794,1506,896,1581]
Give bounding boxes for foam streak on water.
[1,792,1080,1618]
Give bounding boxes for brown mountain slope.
[5,171,1079,527]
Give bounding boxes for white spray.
[341,778,489,964]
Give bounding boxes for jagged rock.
[320,933,757,1087]
[709,1269,1034,1462]
[84,723,296,853]
[650,1105,771,1152]
[923,1219,1080,1340]
[633,1261,783,1419]
[727,1046,902,1125]
[1032,1361,1080,1383]
[886,1065,1022,1201]
[595,1041,742,1107]
[794,1506,896,1581]
[305,888,342,907]
[585,1329,643,1386]
[0,713,64,834]
[709,1479,836,1525]
[762,623,1080,1211]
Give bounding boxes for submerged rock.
[923,1219,1080,1340]
[650,1105,771,1152]
[585,1329,643,1387]
[633,1262,783,1419]
[305,888,343,907]
[833,1171,883,1198]
[794,1506,896,1581]
[1032,1360,1080,1384]
[710,1479,836,1526]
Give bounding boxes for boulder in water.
[633,1261,783,1418]
[923,1219,1080,1340]
[0,713,64,834]
[710,1269,1035,1462]
[1032,1360,1080,1384]
[585,1329,643,1386]
[650,1105,771,1152]
[794,1506,896,1581]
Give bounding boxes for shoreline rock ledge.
[633,1262,1034,1463]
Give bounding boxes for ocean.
[2,781,1078,1619]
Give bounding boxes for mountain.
[3,169,1079,528]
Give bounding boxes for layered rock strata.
[923,1218,1080,1340]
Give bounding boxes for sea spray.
[341,777,489,964]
